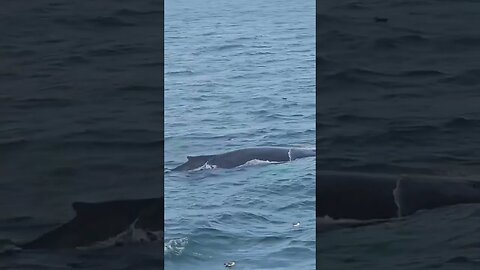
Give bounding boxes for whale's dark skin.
[19,198,163,249]
[172,147,316,171]
[317,171,480,223]
[317,171,398,220]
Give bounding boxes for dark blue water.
[318,0,480,269]
[0,0,162,269]
[164,0,315,269]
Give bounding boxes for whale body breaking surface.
[172,147,316,171]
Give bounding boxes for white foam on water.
[76,218,162,250]
[164,237,189,256]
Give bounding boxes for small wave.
[117,85,160,92]
[87,16,135,27]
[214,212,273,224]
[373,35,429,50]
[5,49,36,57]
[0,139,29,150]
[41,38,65,44]
[63,55,90,65]
[329,163,436,175]
[334,0,371,10]
[165,70,194,75]
[215,44,245,51]
[334,114,384,122]
[444,256,480,265]
[320,30,358,45]
[56,140,162,149]
[115,9,162,16]
[321,68,396,87]
[440,69,480,86]
[444,117,480,129]
[62,128,161,142]
[135,61,163,67]
[0,72,17,79]
[389,0,432,7]
[399,70,445,77]
[268,246,314,258]
[12,98,73,109]
[316,56,336,69]
[243,51,275,55]
[53,17,79,26]
[87,46,143,57]
[382,92,426,100]
[317,13,348,25]
[451,36,480,47]
[364,125,438,144]
[277,201,312,211]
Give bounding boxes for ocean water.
[0,0,163,269]
[318,0,480,269]
[164,0,315,269]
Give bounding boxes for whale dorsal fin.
[172,155,215,171]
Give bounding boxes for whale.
[317,171,480,232]
[19,197,163,249]
[172,147,316,171]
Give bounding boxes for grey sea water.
[164,0,315,269]
[0,0,162,269]
[318,0,480,269]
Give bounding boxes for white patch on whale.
[190,159,281,171]
[393,177,402,217]
[190,162,217,171]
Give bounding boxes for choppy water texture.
[318,0,480,269]
[0,0,162,269]
[164,0,315,269]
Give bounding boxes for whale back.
[172,147,316,171]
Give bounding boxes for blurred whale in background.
[317,171,480,232]
[19,198,163,249]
